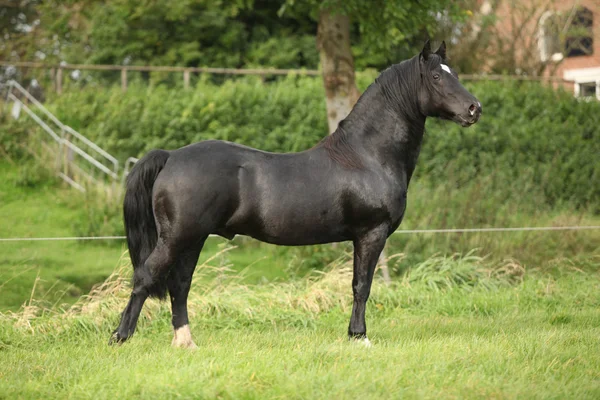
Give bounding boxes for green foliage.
[0,113,31,161]
[46,75,328,160]
[422,80,600,209]
[279,242,354,278]
[37,77,600,211]
[0,0,42,61]
[4,0,468,74]
[12,162,55,189]
[279,0,469,69]
[22,0,320,70]
[69,189,124,241]
[328,0,467,66]
[0,113,57,189]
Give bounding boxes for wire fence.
[1,225,599,242]
[0,60,576,94]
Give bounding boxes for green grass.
[0,162,123,310]
[2,157,600,312]
[1,254,599,399]
[1,160,600,399]
[0,162,291,311]
[2,82,600,397]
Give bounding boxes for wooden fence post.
[56,67,63,94]
[121,68,127,92]
[184,69,191,89]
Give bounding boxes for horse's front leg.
[348,227,388,345]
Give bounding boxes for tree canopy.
[2,0,469,71]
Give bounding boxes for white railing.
[123,157,139,182]
[5,80,131,192]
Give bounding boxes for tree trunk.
[317,10,360,134]
[317,10,390,284]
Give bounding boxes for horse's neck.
[341,90,426,183]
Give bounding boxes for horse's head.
[418,40,482,127]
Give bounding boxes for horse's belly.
[221,155,354,245]
[252,230,349,246]
[226,200,350,246]
[256,218,350,245]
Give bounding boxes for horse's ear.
[435,41,447,60]
[421,40,432,61]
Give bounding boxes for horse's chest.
[344,181,407,231]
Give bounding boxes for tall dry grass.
[1,247,530,338]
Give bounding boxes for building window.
[565,7,593,58]
[579,82,597,98]
[564,68,600,101]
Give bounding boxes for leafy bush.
[32,76,598,210]
[3,75,599,213]
[423,80,600,210]
[46,75,328,160]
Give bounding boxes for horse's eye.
[433,74,440,80]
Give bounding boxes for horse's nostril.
[468,104,477,116]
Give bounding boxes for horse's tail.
[123,149,170,298]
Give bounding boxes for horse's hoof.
[171,325,198,350]
[172,340,198,350]
[108,331,127,345]
[349,335,372,348]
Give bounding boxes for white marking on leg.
[351,336,373,348]
[171,324,197,349]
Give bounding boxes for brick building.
[491,0,599,99]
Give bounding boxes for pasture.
[2,1,600,397]
[1,76,599,399]
[1,251,599,399]
[1,161,599,398]
[0,163,287,311]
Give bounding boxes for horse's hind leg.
[167,241,204,349]
[110,290,148,344]
[110,238,177,344]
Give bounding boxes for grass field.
[2,159,600,311]
[1,253,599,399]
[0,162,297,310]
[1,161,600,398]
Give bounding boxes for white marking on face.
[441,64,452,74]
[172,324,198,349]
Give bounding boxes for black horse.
[111,41,482,348]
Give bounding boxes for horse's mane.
[317,54,435,169]
[318,127,364,169]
